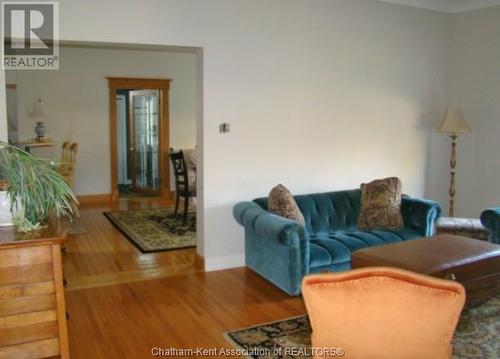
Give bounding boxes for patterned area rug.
[103,208,196,253]
[225,294,499,359]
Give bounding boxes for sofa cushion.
[343,231,387,246]
[376,228,422,241]
[310,236,352,265]
[309,243,333,268]
[358,177,404,230]
[268,184,305,226]
[308,229,421,268]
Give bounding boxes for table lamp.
[436,107,472,217]
[30,98,47,140]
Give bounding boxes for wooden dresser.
[0,223,69,358]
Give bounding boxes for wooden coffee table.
[351,234,500,301]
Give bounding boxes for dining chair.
[59,142,78,188]
[60,141,70,164]
[169,150,196,222]
[302,267,465,359]
[58,142,79,217]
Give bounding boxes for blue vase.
[35,121,46,138]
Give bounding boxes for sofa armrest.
[480,208,500,244]
[234,202,309,295]
[401,197,441,237]
[233,202,306,244]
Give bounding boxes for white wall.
[6,87,18,143]
[0,0,453,269]
[0,71,7,142]
[6,46,198,195]
[451,6,500,216]
[426,6,500,216]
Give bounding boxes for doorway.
[107,77,172,200]
[4,41,204,286]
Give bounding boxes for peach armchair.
[302,267,465,359]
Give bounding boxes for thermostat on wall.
[219,123,230,133]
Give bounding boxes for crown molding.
[450,0,500,13]
[379,0,452,12]
[379,0,500,13]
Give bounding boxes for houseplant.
[0,141,77,232]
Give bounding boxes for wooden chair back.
[58,142,78,188]
[61,142,78,167]
[60,141,70,163]
[169,150,189,194]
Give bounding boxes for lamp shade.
[30,98,46,121]
[437,107,471,134]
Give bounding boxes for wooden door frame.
[107,77,172,201]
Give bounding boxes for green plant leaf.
[0,141,77,231]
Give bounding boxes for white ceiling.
[380,0,500,13]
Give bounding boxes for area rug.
[225,294,499,359]
[103,208,196,253]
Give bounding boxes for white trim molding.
[379,0,500,13]
[451,0,500,13]
[204,253,245,272]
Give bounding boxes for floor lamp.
[436,107,471,217]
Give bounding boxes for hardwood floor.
[66,268,305,358]
[63,199,305,358]
[63,199,204,290]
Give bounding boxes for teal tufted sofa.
[233,189,441,295]
[481,207,500,244]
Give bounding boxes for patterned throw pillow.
[268,184,305,226]
[358,177,404,230]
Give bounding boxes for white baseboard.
[204,253,245,272]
